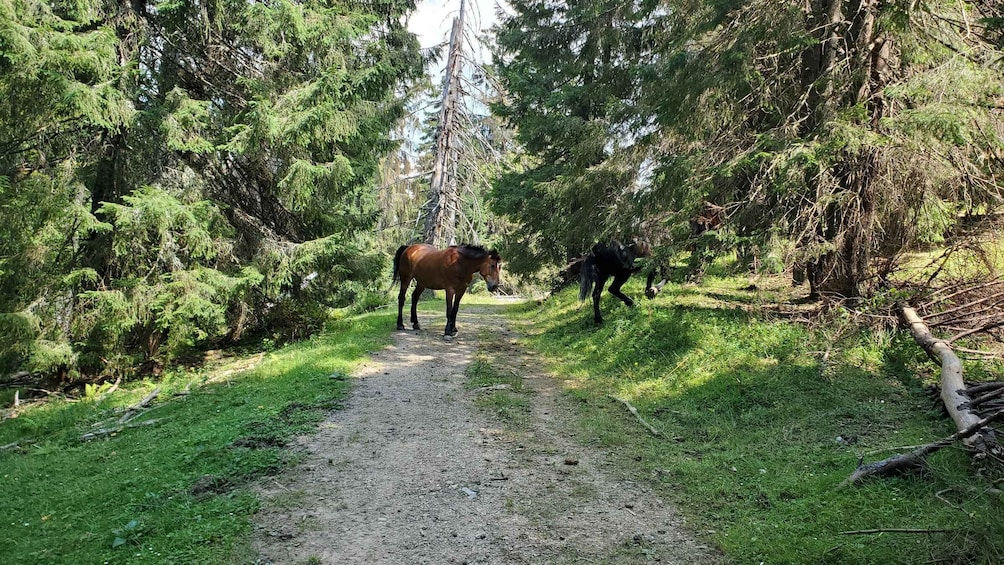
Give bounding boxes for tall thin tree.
[423,0,468,247]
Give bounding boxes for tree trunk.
[806,0,891,300]
[422,0,466,247]
[901,306,1000,454]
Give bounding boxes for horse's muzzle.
[486,281,499,293]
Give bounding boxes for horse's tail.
[391,245,408,283]
[579,253,597,302]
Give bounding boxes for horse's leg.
[645,268,668,299]
[410,284,425,330]
[441,287,453,335]
[447,288,465,337]
[608,271,635,307]
[397,275,410,330]
[592,273,609,324]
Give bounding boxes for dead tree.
[422,0,466,247]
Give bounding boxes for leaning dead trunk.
[422,0,466,247]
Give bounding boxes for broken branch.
[839,528,951,535]
[841,408,1004,486]
[116,387,161,424]
[608,395,663,437]
[80,418,164,442]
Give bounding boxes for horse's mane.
[454,244,496,260]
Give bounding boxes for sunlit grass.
[506,276,1004,564]
[895,227,1004,283]
[0,310,395,564]
[465,350,530,429]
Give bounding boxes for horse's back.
[399,244,453,289]
[402,243,438,262]
[593,239,650,275]
[591,242,626,274]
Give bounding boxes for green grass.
[506,275,1004,564]
[465,345,530,429]
[0,310,395,565]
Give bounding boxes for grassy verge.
[464,334,531,430]
[0,309,395,564]
[506,274,1004,564]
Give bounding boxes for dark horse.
[579,239,666,324]
[393,243,502,336]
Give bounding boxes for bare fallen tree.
[843,305,1004,485]
[902,307,998,452]
[842,406,1004,486]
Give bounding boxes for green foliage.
[27,339,78,376]
[492,0,1004,294]
[150,268,250,355]
[1,0,422,380]
[491,0,667,273]
[0,312,39,372]
[96,187,229,271]
[110,519,141,549]
[914,197,955,247]
[507,278,1004,564]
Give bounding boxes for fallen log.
[116,387,160,424]
[900,307,997,453]
[80,419,162,441]
[843,308,1004,486]
[841,408,1004,486]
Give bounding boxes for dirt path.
[253,302,723,564]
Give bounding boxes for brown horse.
[392,243,502,336]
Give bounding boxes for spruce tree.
[1,0,422,379]
[492,0,1004,295]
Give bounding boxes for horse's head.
[480,250,502,292]
[627,238,651,258]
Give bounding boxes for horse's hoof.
[397,324,406,331]
[625,299,635,307]
[413,323,421,330]
[645,289,658,299]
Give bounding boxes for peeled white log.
[901,307,990,448]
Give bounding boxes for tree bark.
[901,306,999,452]
[423,0,466,247]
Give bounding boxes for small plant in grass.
[465,354,529,428]
[111,519,141,549]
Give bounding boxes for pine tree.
[491,0,667,275]
[492,0,1004,295]
[1,0,423,379]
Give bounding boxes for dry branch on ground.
[841,407,1004,486]
[608,395,663,437]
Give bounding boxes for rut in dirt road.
[253,303,723,564]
